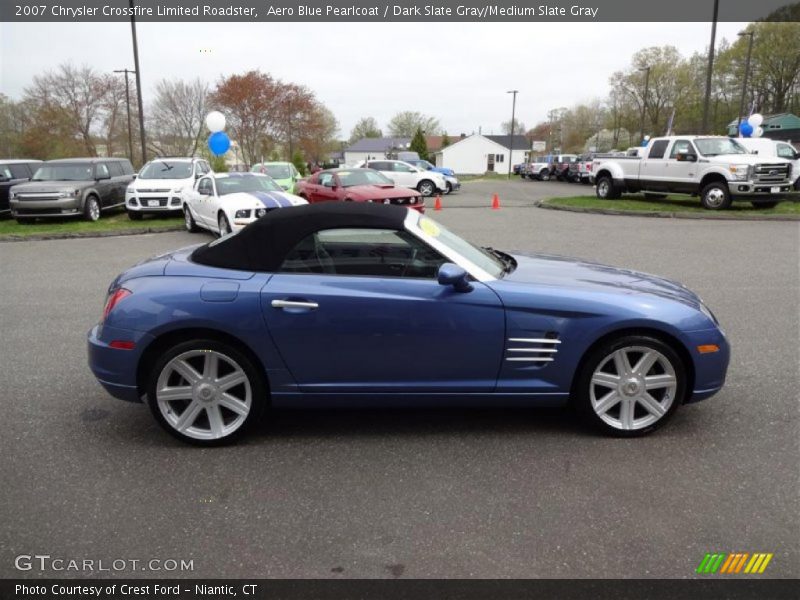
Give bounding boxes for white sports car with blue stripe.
[183,172,307,236]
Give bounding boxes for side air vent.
[505,337,561,362]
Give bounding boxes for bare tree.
[149,78,210,157]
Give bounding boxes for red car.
[296,168,425,213]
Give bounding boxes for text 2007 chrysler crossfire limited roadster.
[88,203,729,445]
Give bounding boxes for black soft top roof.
[191,202,410,272]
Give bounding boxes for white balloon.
[753,126,764,138]
[748,113,763,128]
[205,111,226,133]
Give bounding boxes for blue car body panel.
[88,248,729,408]
[406,159,455,177]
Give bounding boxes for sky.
[0,21,747,139]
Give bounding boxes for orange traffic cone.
[434,195,442,211]
[491,193,500,210]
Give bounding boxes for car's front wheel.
[445,182,452,195]
[183,207,199,232]
[127,210,143,221]
[574,335,685,437]
[218,212,232,236]
[84,196,100,221]
[700,181,731,210]
[146,339,266,445]
[417,180,436,197]
[539,170,550,181]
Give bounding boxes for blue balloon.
[641,139,649,147]
[208,131,231,155]
[739,121,753,138]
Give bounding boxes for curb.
[0,225,185,243]
[534,199,800,221]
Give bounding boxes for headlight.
[234,209,251,219]
[255,208,267,218]
[126,185,135,194]
[172,187,183,194]
[729,164,750,181]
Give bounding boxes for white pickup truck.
[591,135,796,209]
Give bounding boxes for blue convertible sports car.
[88,203,729,444]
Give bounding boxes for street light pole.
[507,90,518,179]
[701,0,720,134]
[129,0,147,165]
[736,30,755,135]
[113,69,135,161]
[639,66,651,142]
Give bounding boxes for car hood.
[220,191,307,209]
[502,252,702,309]
[709,154,790,165]
[432,167,454,176]
[346,185,420,200]
[131,178,192,191]
[11,181,91,192]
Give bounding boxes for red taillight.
[102,288,132,322]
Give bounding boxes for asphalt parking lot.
[1,179,798,579]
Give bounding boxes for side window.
[198,177,213,194]
[95,163,110,179]
[119,160,135,175]
[280,228,447,278]
[648,140,669,159]
[108,161,124,176]
[318,173,334,187]
[393,162,414,172]
[669,140,694,159]
[8,164,29,179]
[777,144,796,159]
[368,161,390,171]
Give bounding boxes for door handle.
[271,299,319,310]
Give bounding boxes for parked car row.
[517,137,799,209]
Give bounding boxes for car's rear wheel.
[183,207,199,232]
[700,181,731,210]
[84,196,100,221]
[539,170,550,181]
[218,212,232,236]
[751,201,779,209]
[127,210,143,221]
[595,176,621,199]
[575,336,685,437]
[146,339,266,445]
[418,180,435,197]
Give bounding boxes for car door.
[93,163,115,208]
[639,139,670,191]
[260,227,505,394]
[665,139,698,193]
[389,161,418,189]
[313,172,341,202]
[193,176,215,228]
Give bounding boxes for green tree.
[387,111,440,137]
[409,127,429,161]
[348,117,382,144]
[291,149,307,176]
[209,155,228,172]
[441,132,451,148]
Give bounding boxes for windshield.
[216,175,282,196]
[32,164,93,181]
[415,215,507,279]
[337,169,394,187]
[694,138,748,156]
[254,164,292,179]
[139,160,193,179]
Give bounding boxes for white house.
[343,137,412,165]
[434,134,530,174]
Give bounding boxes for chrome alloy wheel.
[155,349,252,441]
[703,187,726,208]
[589,346,677,431]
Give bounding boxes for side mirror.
[131,173,137,179]
[437,263,473,293]
[676,152,697,162]
[794,152,800,160]
[97,173,110,180]
[198,187,212,196]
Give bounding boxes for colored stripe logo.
[696,552,773,574]
[248,191,293,208]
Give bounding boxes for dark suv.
[0,160,43,217]
[10,158,135,222]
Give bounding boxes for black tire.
[183,206,199,232]
[417,180,436,197]
[83,195,100,221]
[595,175,621,200]
[145,339,266,446]
[574,335,686,437]
[444,182,452,195]
[16,217,34,224]
[127,210,143,221]
[539,170,550,182]
[700,181,732,210]
[751,201,779,209]
[644,192,667,199]
[218,212,232,236]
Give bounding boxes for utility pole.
[507,90,518,179]
[130,0,147,165]
[113,69,135,161]
[639,66,651,142]
[736,30,755,135]
[701,0,720,134]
